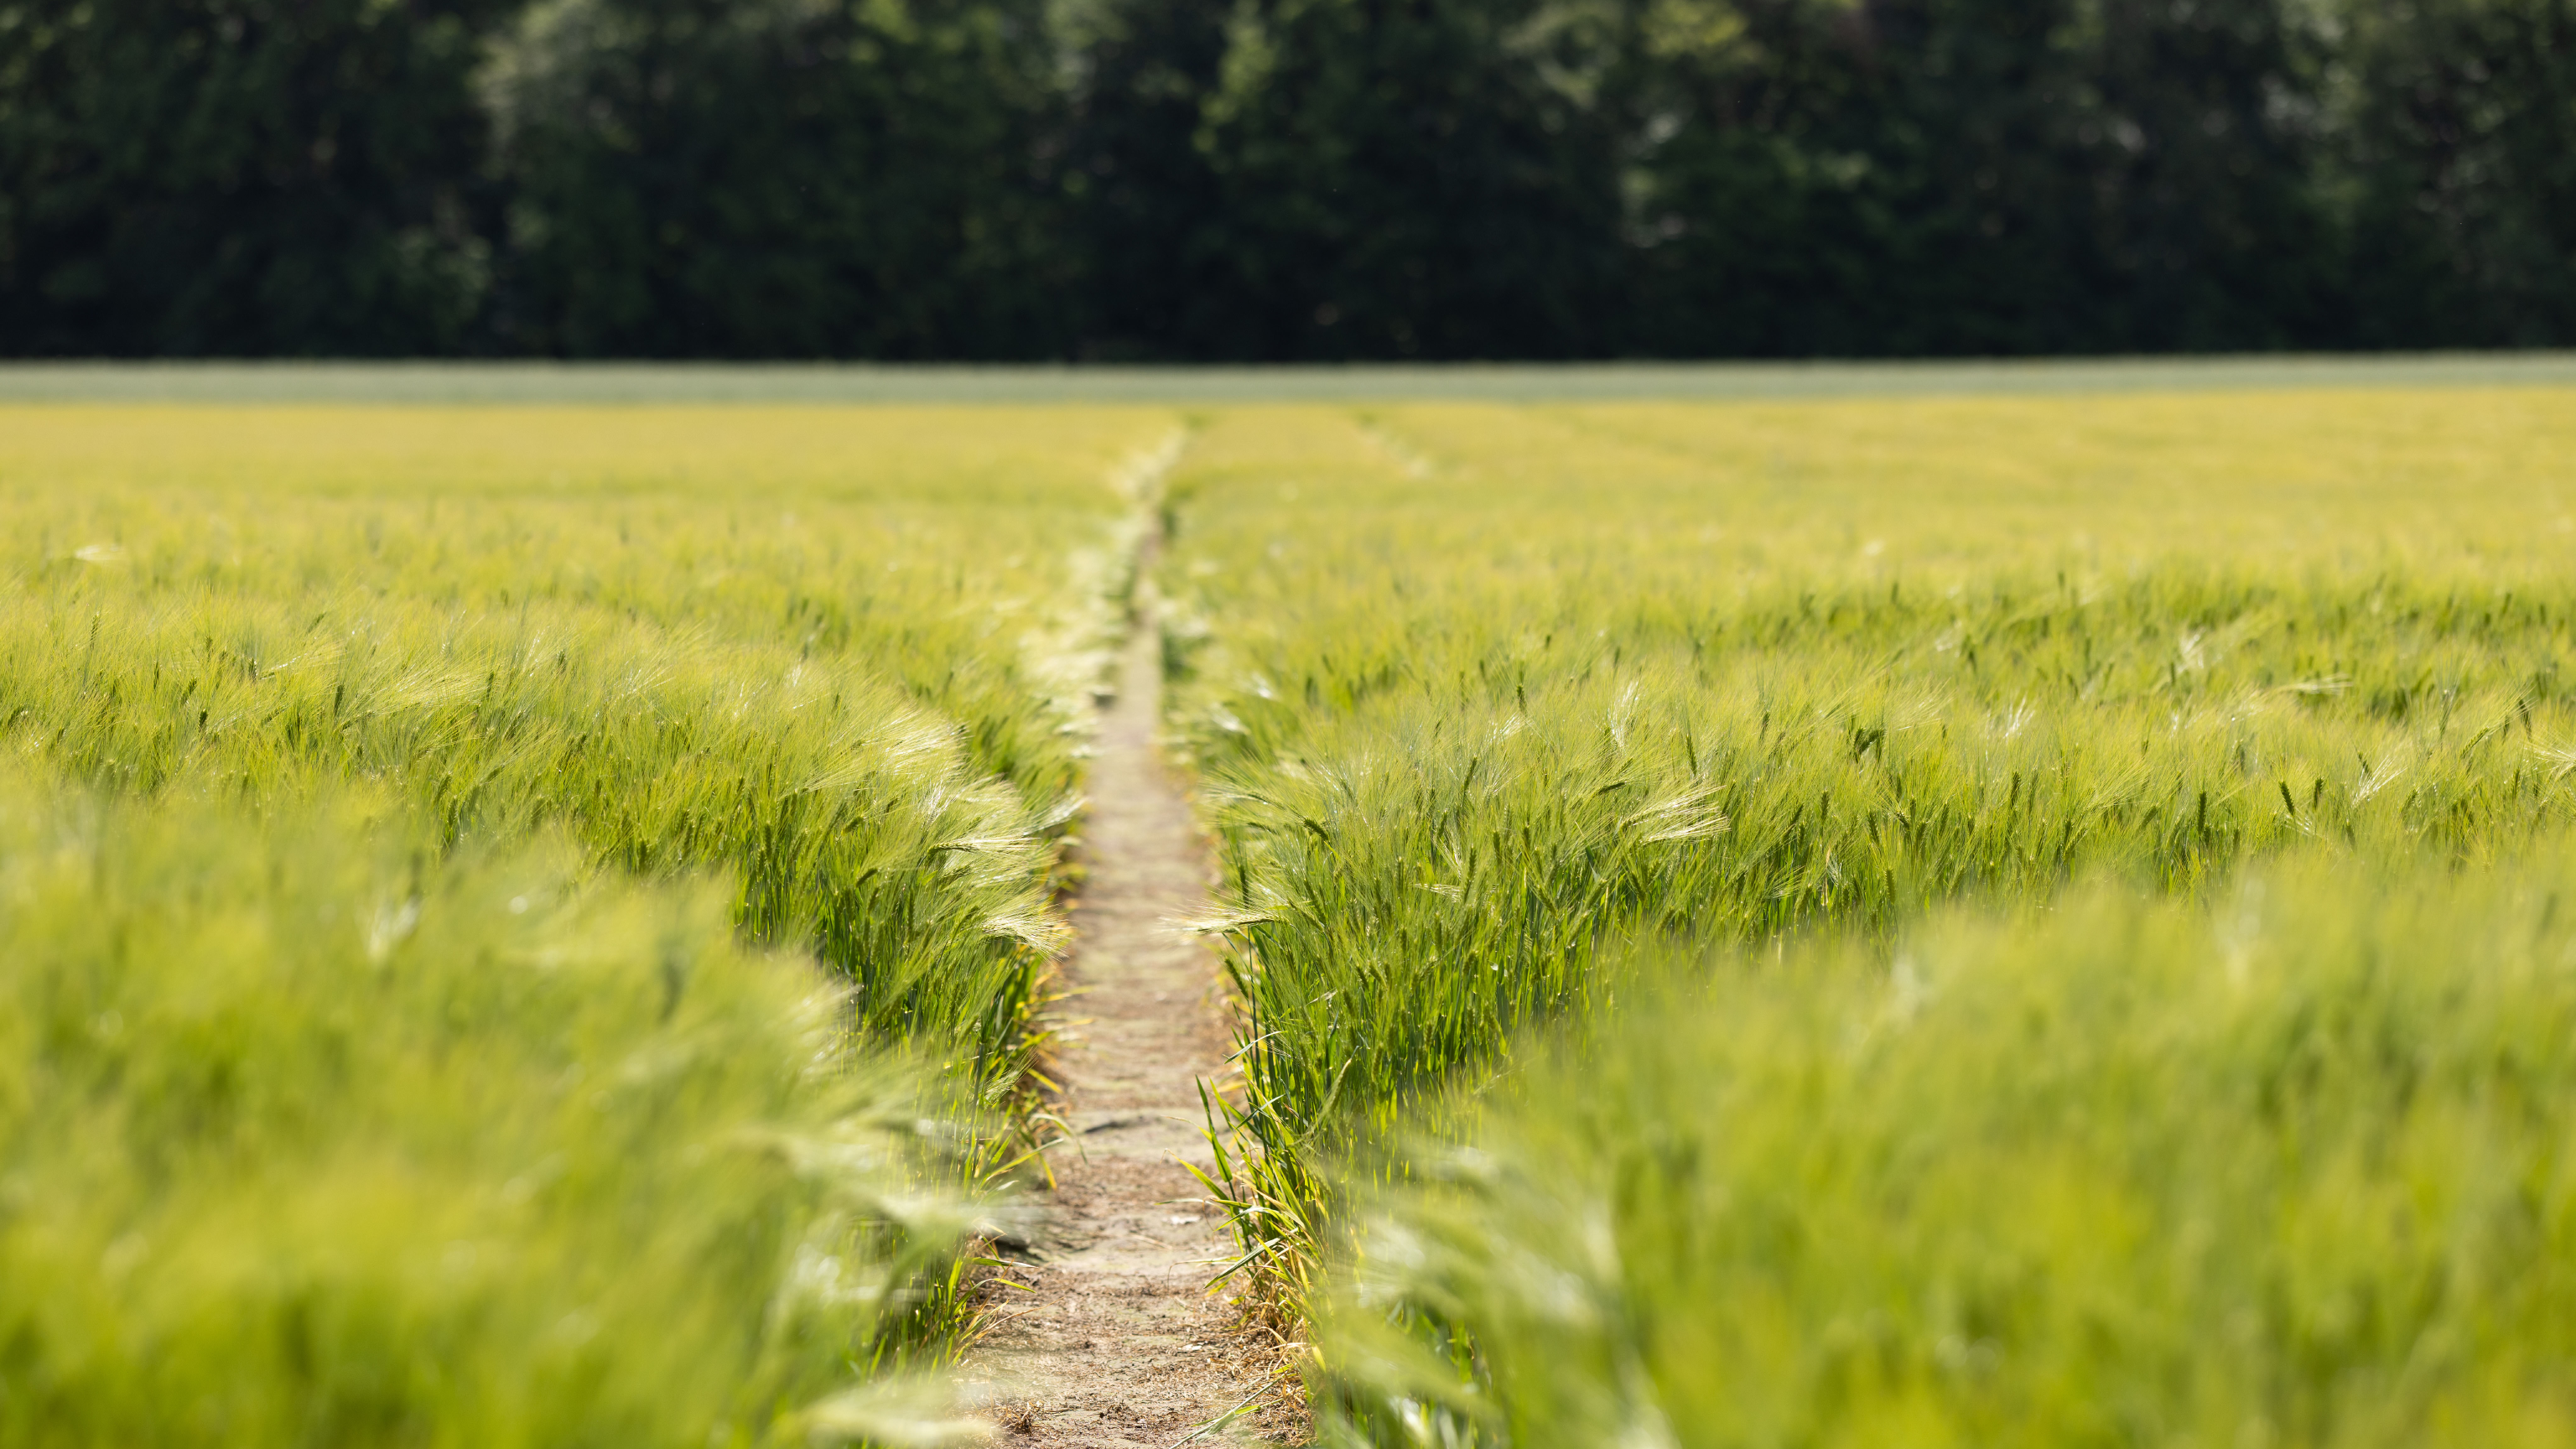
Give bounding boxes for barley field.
[0,402,1174,1444]
[7,370,2576,1446]
[1150,389,2576,1444]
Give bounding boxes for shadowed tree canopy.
[1140,0,1631,360]
[1,0,2570,357]
[0,0,504,356]
[479,0,1071,357]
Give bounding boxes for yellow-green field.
[1149,390,2576,1444]
[0,404,1176,1446]
[7,376,2576,1446]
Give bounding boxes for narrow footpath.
[961,587,1295,1446]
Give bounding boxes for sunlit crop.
[14,377,2576,1444]
[1324,849,2576,1446]
[0,402,1176,1443]
[1150,387,2576,1439]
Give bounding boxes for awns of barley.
[1146,392,2576,1442]
[0,402,1182,1445]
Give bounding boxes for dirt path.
[961,584,1295,1446]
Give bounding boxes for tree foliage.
[1,0,2569,356]
[0,0,502,356]
[480,0,1071,356]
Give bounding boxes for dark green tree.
[1619,0,1889,355]
[2329,0,2576,346]
[480,0,1072,357]
[1173,0,1634,359]
[2080,0,2337,349]
[3,0,2570,358]
[1055,0,1236,360]
[0,0,504,356]
[1626,0,2334,355]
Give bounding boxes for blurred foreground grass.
[14,377,2576,1443]
[0,787,979,1446]
[1322,849,2576,1446]
[0,403,1176,1442]
[1148,387,2576,1439]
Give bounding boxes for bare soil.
[959,595,1301,1446]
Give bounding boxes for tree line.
[2,0,2570,360]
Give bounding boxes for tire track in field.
[962,552,1297,1446]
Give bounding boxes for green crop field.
[1148,391,2576,1445]
[8,369,2576,1447]
[0,403,1176,1445]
